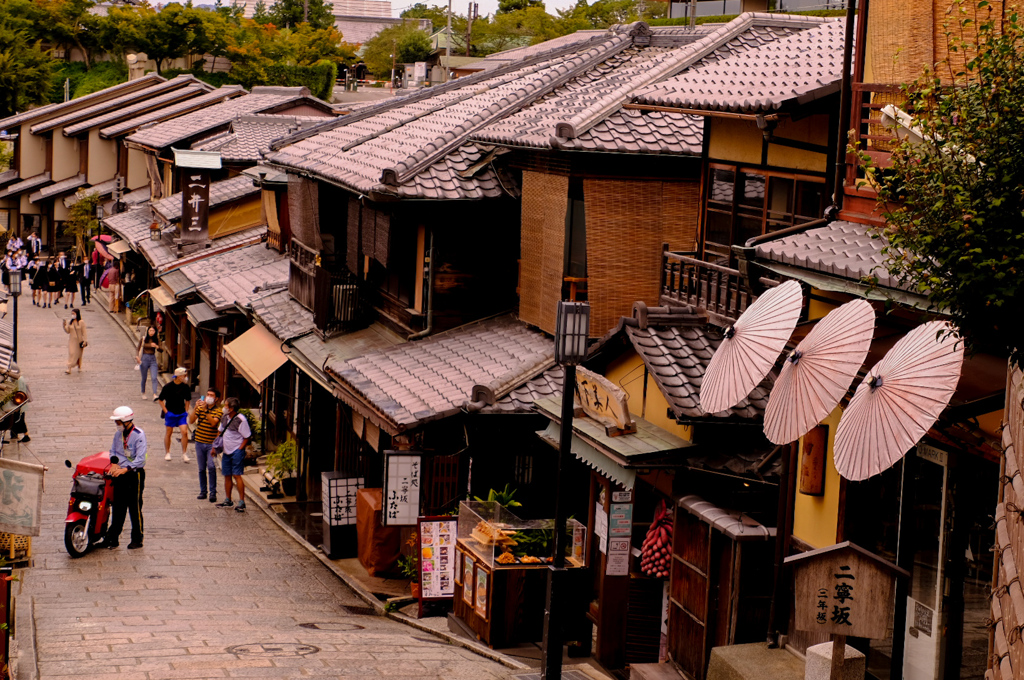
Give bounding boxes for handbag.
[212,414,238,454]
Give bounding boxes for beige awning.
[149,286,176,310]
[224,324,287,389]
[108,240,132,257]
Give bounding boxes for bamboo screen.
[287,176,322,251]
[993,364,1024,680]
[584,179,700,338]
[519,170,568,335]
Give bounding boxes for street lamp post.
[8,269,21,362]
[542,300,590,680]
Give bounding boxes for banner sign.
[0,459,44,536]
[383,452,422,525]
[180,170,211,243]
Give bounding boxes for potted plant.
[266,438,298,497]
[398,531,420,598]
[238,408,262,454]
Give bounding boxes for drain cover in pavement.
[339,605,377,616]
[227,643,320,657]
[298,622,365,631]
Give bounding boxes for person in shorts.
[216,397,251,513]
[159,367,191,463]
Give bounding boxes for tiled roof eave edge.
[322,364,404,436]
[385,35,634,188]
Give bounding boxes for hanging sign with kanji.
[575,367,636,433]
[179,170,210,244]
[383,452,422,525]
[785,541,908,639]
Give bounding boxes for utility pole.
[445,0,452,82]
[390,39,397,94]
[465,2,478,57]
[303,0,309,23]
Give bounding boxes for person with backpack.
[215,397,251,513]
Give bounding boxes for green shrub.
[161,68,242,89]
[261,62,336,101]
[72,62,128,98]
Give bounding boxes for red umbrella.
[763,299,875,445]
[833,320,964,481]
[93,241,113,261]
[700,279,803,414]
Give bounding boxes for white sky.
[390,0,578,20]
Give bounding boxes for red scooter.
[63,451,116,558]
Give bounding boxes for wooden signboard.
[179,170,211,244]
[575,367,636,434]
[382,452,422,525]
[799,425,828,496]
[785,541,908,639]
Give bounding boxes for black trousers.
[108,468,145,545]
[79,277,91,303]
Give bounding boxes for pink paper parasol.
[700,279,803,414]
[91,235,113,242]
[763,299,875,445]
[833,320,964,481]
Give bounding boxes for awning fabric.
[224,324,287,389]
[186,301,223,327]
[538,421,637,490]
[149,286,176,310]
[108,240,132,257]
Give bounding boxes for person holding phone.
[62,309,87,374]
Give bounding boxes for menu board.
[418,517,457,600]
[475,566,489,619]
[462,554,475,605]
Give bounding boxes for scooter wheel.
[64,520,89,558]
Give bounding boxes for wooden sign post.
[575,367,636,435]
[785,541,908,679]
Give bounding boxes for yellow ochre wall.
[793,405,844,549]
[127,147,148,191]
[51,129,80,182]
[603,350,694,443]
[87,130,116,186]
[707,115,831,174]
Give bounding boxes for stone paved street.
[10,295,512,679]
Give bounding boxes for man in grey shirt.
[216,397,251,513]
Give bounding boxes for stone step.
[630,662,685,680]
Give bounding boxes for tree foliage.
[362,21,431,77]
[0,19,53,117]
[63,190,101,259]
[497,0,544,14]
[267,0,335,31]
[865,1,1024,365]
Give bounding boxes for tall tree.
[867,2,1024,365]
[38,0,103,68]
[0,20,54,118]
[268,0,335,30]
[252,0,272,24]
[361,21,430,77]
[496,0,543,14]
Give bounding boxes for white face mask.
[205,396,215,406]
[115,422,125,432]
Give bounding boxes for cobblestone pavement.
[11,295,512,679]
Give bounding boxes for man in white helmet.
[106,406,147,549]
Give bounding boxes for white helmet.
[109,406,134,422]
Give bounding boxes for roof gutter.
[622,103,785,122]
[827,0,858,219]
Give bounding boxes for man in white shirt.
[215,397,251,513]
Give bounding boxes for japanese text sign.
[179,170,210,244]
[786,541,907,639]
[575,367,635,432]
[383,452,422,526]
[322,473,363,527]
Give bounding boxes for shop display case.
[452,501,587,647]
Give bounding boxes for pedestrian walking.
[189,388,222,503]
[79,258,91,304]
[216,397,251,513]
[158,367,191,463]
[44,261,60,308]
[136,325,161,401]
[29,259,43,306]
[102,262,120,312]
[106,405,146,550]
[64,259,79,308]
[62,308,87,374]
[26,231,40,257]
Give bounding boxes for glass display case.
[456,501,586,569]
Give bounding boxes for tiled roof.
[192,114,328,163]
[288,323,405,389]
[474,17,818,152]
[65,83,212,137]
[139,225,266,273]
[102,207,154,245]
[623,305,772,420]
[125,87,326,150]
[29,173,86,203]
[472,31,609,70]
[0,73,165,132]
[753,220,902,289]
[151,175,259,223]
[0,170,18,187]
[250,290,315,341]
[100,86,247,139]
[633,17,845,112]
[0,173,51,200]
[325,316,554,433]
[484,366,564,413]
[64,177,119,208]
[33,76,205,135]
[176,243,288,311]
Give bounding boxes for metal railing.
[313,267,365,338]
[661,250,754,324]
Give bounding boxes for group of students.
[19,251,93,308]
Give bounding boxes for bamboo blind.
[519,170,568,334]
[584,178,701,337]
[287,176,322,251]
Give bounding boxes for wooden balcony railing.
[313,267,366,338]
[846,82,902,191]
[661,250,754,325]
[288,239,318,311]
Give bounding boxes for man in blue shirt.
[107,406,147,549]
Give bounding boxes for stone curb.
[240,476,530,671]
[14,590,36,680]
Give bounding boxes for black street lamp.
[542,300,590,680]
[8,269,21,362]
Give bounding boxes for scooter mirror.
[64,460,72,468]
